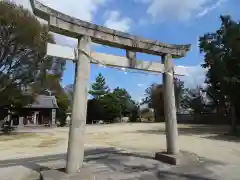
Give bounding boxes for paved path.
[0,123,239,179]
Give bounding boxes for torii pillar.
[66,36,91,174]
[162,54,178,154]
[155,54,179,165]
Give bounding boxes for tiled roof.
[25,95,58,109]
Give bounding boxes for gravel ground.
[0,123,239,179]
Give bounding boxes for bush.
[1,121,15,133]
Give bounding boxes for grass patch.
[0,132,37,141]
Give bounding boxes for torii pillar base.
[40,167,93,180]
[155,151,199,166]
[155,152,179,165]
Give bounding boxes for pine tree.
[89,73,109,99]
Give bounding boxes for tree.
[112,87,133,117]
[142,83,164,122]
[100,92,122,122]
[199,15,240,133]
[0,1,65,107]
[142,78,185,122]
[182,87,206,114]
[87,98,105,123]
[96,87,135,123]
[129,101,140,122]
[89,73,109,99]
[56,92,69,126]
[36,74,69,126]
[87,73,137,123]
[64,84,74,111]
[174,78,185,111]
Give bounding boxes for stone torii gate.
[30,0,190,175]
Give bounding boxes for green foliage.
[56,92,69,126]
[199,15,240,132]
[100,92,122,122]
[129,101,140,122]
[87,99,104,123]
[174,78,185,111]
[0,1,65,107]
[87,75,138,123]
[99,87,136,122]
[112,87,133,116]
[89,73,109,99]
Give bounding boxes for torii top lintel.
[30,0,191,58]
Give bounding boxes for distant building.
[12,95,58,127]
[140,108,155,122]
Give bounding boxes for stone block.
[40,168,93,180]
[155,152,179,165]
[155,151,200,166]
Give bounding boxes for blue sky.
[16,0,240,102]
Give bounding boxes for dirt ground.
[0,123,239,179]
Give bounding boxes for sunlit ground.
[0,123,239,165]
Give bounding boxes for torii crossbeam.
[30,0,191,175]
[47,43,187,76]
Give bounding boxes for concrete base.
[155,152,179,165]
[40,168,93,180]
[155,151,201,166]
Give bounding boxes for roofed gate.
[30,0,190,175]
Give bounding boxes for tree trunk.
[216,103,220,114]
[154,106,163,122]
[153,108,157,122]
[231,104,237,134]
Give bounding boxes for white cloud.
[135,0,225,22]
[137,83,144,87]
[13,0,108,22]
[13,0,109,48]
[104,10,132,32]
[13,0,131,47]
[180,65,207,88]
[197,0,225,17]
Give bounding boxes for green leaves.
[89,73,110,99]
[0,1,66,107]
[199,15,240,131]
[200,15,240,107]
[87,73,138,122]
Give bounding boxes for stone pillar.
[162,54,178,155]
[126,51,136,67]
[18,117,24,128]
[52,109,56,125]
[10,117,13,126]
[7,110,11,123]
[66,36,91,174]
[33,112,38,124]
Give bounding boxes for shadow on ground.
[135,124,240,142]
[0,147,222,180]
[204,133,240,142]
